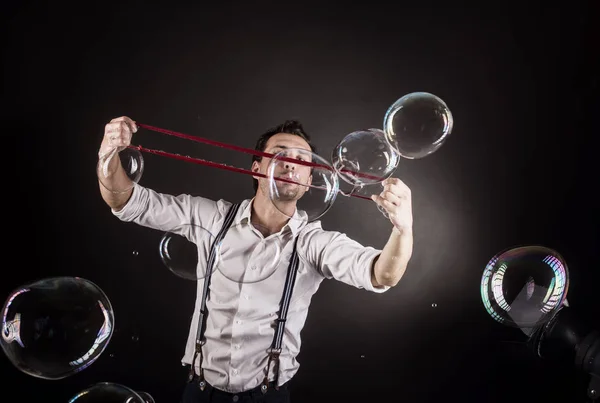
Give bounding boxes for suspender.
[188,202,301,394]
[189,202,240,388]
[261,235,301,393]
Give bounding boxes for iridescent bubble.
[383,92,453,159]
[68,382,145,403]
[267,148,339,222]
[332,128,399,186]
[0,277,114,380]
[480,245,569,328]
[159,224,218,281]
[217,222,284,283]
[97,147,144,194]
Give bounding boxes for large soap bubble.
[97,147,144,193]
[159,224,219,281]
[480,245,569,329]
[217,222,285,283]
[1,277,114,380]
[69,382,146,403]
[332,128,399,187]
[267,148,339,223]
[383,92,453,159]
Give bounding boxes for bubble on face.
[480,245,569,329]
[332,128,399,187]
[97,147,144,193]
[383,92,453,159]
[1,277,114,380]
[267,148,338,222]
[159,224,218,281]
[68,382,146,403]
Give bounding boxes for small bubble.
[132,250,139,256]
[109,354,115,358]
[431,303,437,308]
[360,355,365,358]
[131,335,139,342]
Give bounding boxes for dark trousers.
[181,375,291,403]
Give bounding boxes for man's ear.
[251,160,261,181]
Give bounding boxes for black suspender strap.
[188,202,241,389]
[261,235,301,393]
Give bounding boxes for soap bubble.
[383,92,453,159]
[159,224,219,281]
[1,277,114,380]
[97,147,144,193]
[332,128,399,186]
[267,148,339,222]
[480,245,569,329]
[137,391,156,403]
[217,222,285,283]
[68,382,145,403]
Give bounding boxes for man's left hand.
[371,178,413,232]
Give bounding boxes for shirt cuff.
[362,248,391,293]
[111,182,145,222]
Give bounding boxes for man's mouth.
[278,171,301,183]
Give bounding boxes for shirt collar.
[236,198,306,236]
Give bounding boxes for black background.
[2,1,598,402]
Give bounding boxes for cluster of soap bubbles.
[1,277,156,401]
[97,92,455,223]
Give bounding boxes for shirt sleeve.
[301,225,390,293]
[111,182,226,241]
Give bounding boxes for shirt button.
[235,344,240,349]
[236,320,242,325]
[232,369,238,375]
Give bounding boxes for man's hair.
[252,120,317,192]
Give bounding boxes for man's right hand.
[99,116,138,160]
[97,116,139,209]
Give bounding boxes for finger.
[380,190,402,206]
[383,183,409,199]
[371,193,398,211]
[105,122,122,135]
[377,197,397,213]
[383,177,410,191]
[110,116,138,133]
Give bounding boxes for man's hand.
[98,116,138,180]
[370,178,413,232]
[99,116,138,160]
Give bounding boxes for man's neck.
[251,190,293,235]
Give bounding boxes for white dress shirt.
[113,183,390,393]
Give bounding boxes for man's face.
[252,133,313,202]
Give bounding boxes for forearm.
[372,226,413,287]
[98,150,133,211]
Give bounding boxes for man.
[98,116,414,403]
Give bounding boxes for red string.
[130,145,372,201]
[131,122,384,200]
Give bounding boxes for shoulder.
[298,220,344,247]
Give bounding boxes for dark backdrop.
[2,1,598,402]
